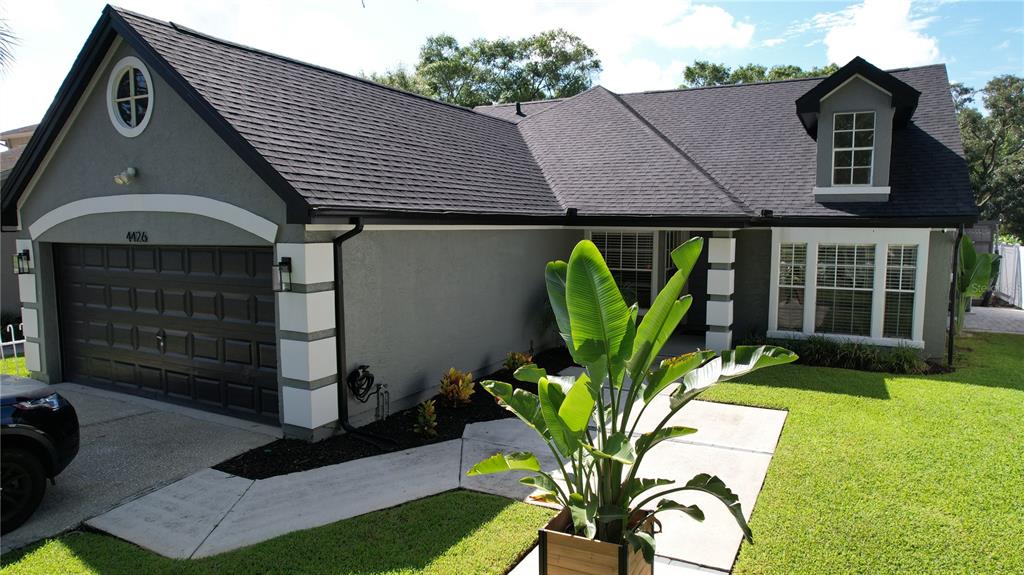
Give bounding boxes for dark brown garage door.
[55,244,279,421]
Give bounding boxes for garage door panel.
[132,247,157,271]
[57,244,279,422]
[166,371,191,399]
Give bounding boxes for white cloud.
[762,38,786,47]
[653,4,755,49]
[465,1,754,91]
[600,58,685,93]
[995,40,1010,51]
[806,0,942,68]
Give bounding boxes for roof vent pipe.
[515,102,525,117]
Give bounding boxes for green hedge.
[738,334,931,375]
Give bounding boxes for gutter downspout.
[333,219,394,447]
[948,225,964,367]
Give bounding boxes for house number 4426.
[125,231,148,243]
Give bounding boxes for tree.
[953,75,1024,237]
[0,18,16,75]
[366,65,429,97]
[369,30,601,107]
[682,61,730,87]
[680,61,839,88]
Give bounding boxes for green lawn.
[701,331,1024,575]
[0,490,555,575]
[0,356,29,377]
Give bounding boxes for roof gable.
[796,56,921,138]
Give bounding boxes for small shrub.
[503,351,533,372]
[413,399,438,437]
[881,345,928,375]
[439,367,474,406]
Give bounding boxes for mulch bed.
[214,347,575,480]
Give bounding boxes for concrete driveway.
[1,380,277,554]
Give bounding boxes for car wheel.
[1,448,47,534]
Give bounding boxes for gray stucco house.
[0,6,976,439]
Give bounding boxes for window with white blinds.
[884,245,918,339]
[815,244,875,336]
[777,243,807,332]
[664,231,688,285]
[590,231,654,308]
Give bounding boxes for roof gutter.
[309,208,976,229]
[948,224,964,367]
[332,218,394,448]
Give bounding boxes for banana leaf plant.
[467,237,797,561]
[956,235,1001,332]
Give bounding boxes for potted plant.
[468,237,797,574]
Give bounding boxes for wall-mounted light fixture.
[113,167,138,185]
[272,257,292,292]
[12,249,32,275]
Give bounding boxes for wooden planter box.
[538,508,653,575]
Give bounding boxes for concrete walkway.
[964,306,1024,334]
[1,380,278,553]
[87,395,785,573]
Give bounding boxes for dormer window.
[832,111,874,186]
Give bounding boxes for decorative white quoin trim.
[278,291,335,333]
[28,194,278,243]
[767,227,931,346]
[18,275,37,304]
[280,338,338,382]
[282,385,339,429]
[106,56,154,138]
[24,342,41,372]
[21,308,38,339]
[707,238,736,264]
[274,243,334,285]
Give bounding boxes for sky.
[0,0,1022,131]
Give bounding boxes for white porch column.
[705,232,736,351]
[275,243,339,439]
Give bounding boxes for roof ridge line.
[112,6,520,126]
[621,63,947,96]
[605,89,755,216]
[476,97,566,109]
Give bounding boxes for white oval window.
[106,56,154,137]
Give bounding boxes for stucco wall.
[733,229,771,339]
[923,230,955,359]
[340,228,582,424]
[816,76,895,188]
[15,38,291,383]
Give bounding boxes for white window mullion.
[803,242,818,335]
[870,243,886,339]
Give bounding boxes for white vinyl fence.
[0,322,28,377]
[995,244,1024,309]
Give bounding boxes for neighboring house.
[1,124,38,320]
[0,6,975,440]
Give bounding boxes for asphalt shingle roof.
[119,10,561,217]
[108,8,977,222]
[619,66,976,219]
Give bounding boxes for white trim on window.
[830,111,875,187]
[587,229,657,311]
[768,227,930,347]
[107,56,154,138]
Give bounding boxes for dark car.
[1,379,80,534]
